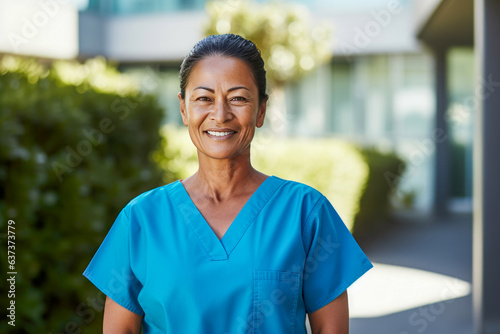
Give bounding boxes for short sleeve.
[302,196,372,313]
[83,208,144,315]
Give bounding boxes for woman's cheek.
[191,104,212,116]
[234,105,258,120]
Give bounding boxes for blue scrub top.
[83,175,372,333]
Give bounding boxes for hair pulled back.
[179,34,268,103]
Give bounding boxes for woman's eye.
[196,97,211,102]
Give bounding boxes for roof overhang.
[416,0,473,47]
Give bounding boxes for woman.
[83,34,372,334]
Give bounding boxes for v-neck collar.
[169,175,284,261]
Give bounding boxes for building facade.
[78,0,474,214]
[0,0,475,214]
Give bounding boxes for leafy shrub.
[153,125,199,183]
[251,135,368,231]
[0,57,167,333]
[352,147,406,239]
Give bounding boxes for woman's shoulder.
[123,180,180,211]
[270,176,333,233]
[271,175,325,205]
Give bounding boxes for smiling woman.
[82,34,372,334]
[178,56,266,163]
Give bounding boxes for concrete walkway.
[349,213,473,334]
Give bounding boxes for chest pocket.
[252,270,301,334]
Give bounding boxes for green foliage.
[0,56,167,333]
[251,135,368,231]
[352,147,406,238]
[153,125,199,182]
[398,188,418,209]
[204,0,332,85]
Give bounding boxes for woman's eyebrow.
[193,86,214,93]
[193,86,250,93]
[227,86,250,93]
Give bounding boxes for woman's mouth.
[205,130,237,139]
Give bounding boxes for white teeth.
[207,131,235,137]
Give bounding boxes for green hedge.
[0,58,166,333]
[251,135,368,231]
[352,147,406,239]
[157,126,405,234]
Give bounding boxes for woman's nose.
[211,99,233,123]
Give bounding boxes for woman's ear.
[178,92,188,126]
[256,97,268,128]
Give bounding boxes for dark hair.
[179,34,268,103]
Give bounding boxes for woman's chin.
[199,148,249,161]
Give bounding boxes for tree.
[204,0,333,135]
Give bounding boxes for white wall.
[79,11,205,62]
[78,1,422,63]
[325,1,422,59]
[0,0,78,59]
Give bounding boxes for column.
[434,46,449,216]
[473,0,500,333]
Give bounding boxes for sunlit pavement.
[348,213,473,334]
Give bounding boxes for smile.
[206,131,236,137]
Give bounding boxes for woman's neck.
[185,152,266,203]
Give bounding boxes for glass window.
[82,0,412,15]
[392,53,434,139]
[322,52,435,209]
[447,47,474,199]
[84,0,208,15]
[329,61,355,134]
[293,0,411,13]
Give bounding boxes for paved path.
[349,213,473,334]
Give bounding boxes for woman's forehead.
[187,56,256,88]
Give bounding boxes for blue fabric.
[83,176,372,333]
